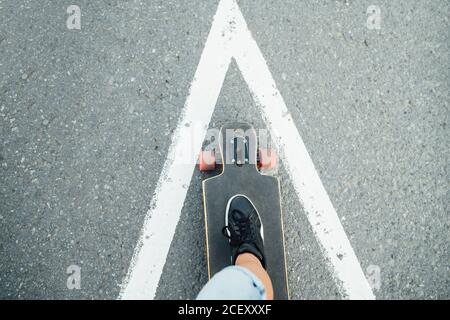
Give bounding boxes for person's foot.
[222,194,266,268]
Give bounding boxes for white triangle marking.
[119,0,374,300]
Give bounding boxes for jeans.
[196,266,266,300]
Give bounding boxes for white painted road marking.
[119,0,375,299]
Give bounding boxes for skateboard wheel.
[199,150,216,171]
[258,148,277,169]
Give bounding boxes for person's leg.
[235,253,273,300]
[196,265,266,300]
[197,194,274,300]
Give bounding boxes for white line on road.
[230,4,374,299]
[118,0,233,299]
[119,0,375,299]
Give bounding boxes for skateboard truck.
[199,130,277,171]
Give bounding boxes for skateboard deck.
[201,123,289,300]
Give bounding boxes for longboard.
[199,123,289,300]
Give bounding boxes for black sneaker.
[222,194,266,268]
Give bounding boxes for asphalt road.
[0,0,449,299]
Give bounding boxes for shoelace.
[222,216,256,246]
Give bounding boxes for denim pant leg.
[196,266,266,300]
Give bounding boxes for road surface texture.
[0,0,448,299]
